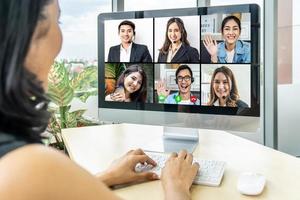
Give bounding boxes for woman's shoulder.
[238,40,250,49]
[237,99,249,108]
[133,43,148,50]
[182,44,197,51]
[0,144,116,200]
[0,144,71,179]
[0,145,62,198]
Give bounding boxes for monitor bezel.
[98,4,260,117]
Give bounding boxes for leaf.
[47,61,97,137]
[70,109,86,118]
[47,62,74,106]
[65,109,86,128]
[75,89,98,103]
[47,114,62,144]
[105,63,126,79]
[71,66,98,91]
[105,63,126,95]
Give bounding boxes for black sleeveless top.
[0,132,28,158]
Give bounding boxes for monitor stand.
[143,126,199,153]
[163,126,199,153]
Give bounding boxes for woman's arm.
[0,145,122,200]
[96,149,158,186]
[161,150,199,200]
[203,35,218,63]
[105,92,125,102]
[188,47,200,62]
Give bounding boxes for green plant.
[47,61,98,149]
[105,63,126,94]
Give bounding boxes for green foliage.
[47,61,98,149]
[105,63,126,94]
[105,63,126,79]
[48,62,74,106]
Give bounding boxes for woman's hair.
[0,0,52,142]
[221,15,241,33]
[207,66,240,107]
[159,17,190,54]
[116,65,147,102]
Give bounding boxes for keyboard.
[135,152,226,187]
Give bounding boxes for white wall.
[293,1,300,84]
[277,0,300,156]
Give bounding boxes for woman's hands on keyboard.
[97,148,159,186]
[161,150,200,200]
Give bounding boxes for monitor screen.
[98,4,260,117]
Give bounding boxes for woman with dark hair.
[105,65,147,102]
[158,17,200,62]
[0,0,199,199]
[203,15,250,63]
[207,66,248,107]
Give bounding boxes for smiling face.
[213,72,230,99]
[177,69,192,95]
[222,19,241,46]
[119,25,134,45]
[167,22,182,44]
[24,0,62,89]
[124,71,143,94]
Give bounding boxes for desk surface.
[62,123,300,200]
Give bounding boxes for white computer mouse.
[237,172,266,195]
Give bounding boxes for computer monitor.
[98,4,260,152]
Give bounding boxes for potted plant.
[46,61,98,150]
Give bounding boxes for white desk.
[62,123,300,200]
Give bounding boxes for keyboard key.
[135,152,226,187]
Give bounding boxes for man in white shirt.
[108,20,152,62]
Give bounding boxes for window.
[124,0,196,11]
[58,0,111,60]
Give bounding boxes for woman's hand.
[97,149,158,187]
[109,92,125,102]
[161,150,200,200]
[203,35,218,63]
[156,79,171,97]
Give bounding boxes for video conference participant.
[105,65,148,102]
[158,17,200,63]
[0,1,199,200]
[207,66,248,107]
[156,65,200,105]
[203,15,250,63]
[107,20,152,62]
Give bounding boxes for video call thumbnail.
[154,64,200,105]
[104,18,153,63]
[154,16,200,63]
[201,64,251,108]
[105,63,154,103]
[201,13,251,64]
